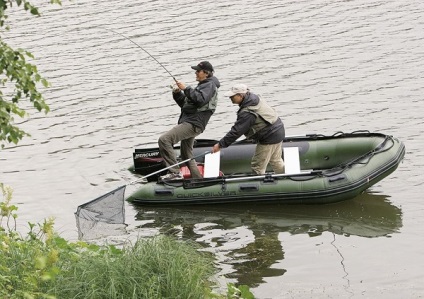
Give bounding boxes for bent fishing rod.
[108,29,177,82]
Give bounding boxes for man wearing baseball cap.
[190,61,214,73]
[158,61,220,180]
[212,83,285,175]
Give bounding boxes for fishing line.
[108,29,177,82]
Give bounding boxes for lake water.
[2,0,424,298]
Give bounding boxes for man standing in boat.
[212,84,285,175]
[159,61,220,180]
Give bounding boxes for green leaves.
[0,40,50,147]
[227,283,255,299]
[0,0,61,148]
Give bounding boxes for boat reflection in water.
[132,191,402,286]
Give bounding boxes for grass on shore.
[1,183,229,299]
[49,236,216,299]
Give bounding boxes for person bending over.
[212,84,284,175]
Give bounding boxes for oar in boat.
[181,170,320,189]
[224,170,317,182]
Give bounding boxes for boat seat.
[180,164,205,178]
[180,152,222,178]
[283,147,301,174]
[203,152,221,178]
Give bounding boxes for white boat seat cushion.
[283,147,301,174]
[203,152,221,178]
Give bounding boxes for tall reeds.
[50,236,216,299]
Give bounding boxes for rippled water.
[2,0,424,298]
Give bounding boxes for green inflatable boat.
[127,131,405,205]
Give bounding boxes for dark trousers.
[158,122,203,178]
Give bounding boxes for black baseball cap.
[191,61,214,72]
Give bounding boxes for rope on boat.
[322,135,395,177]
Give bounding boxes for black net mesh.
[75,185,127,241]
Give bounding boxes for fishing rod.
[109,29,177,82]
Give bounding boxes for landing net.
[75,185,127,241]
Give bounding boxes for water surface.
[2,0,423,298]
